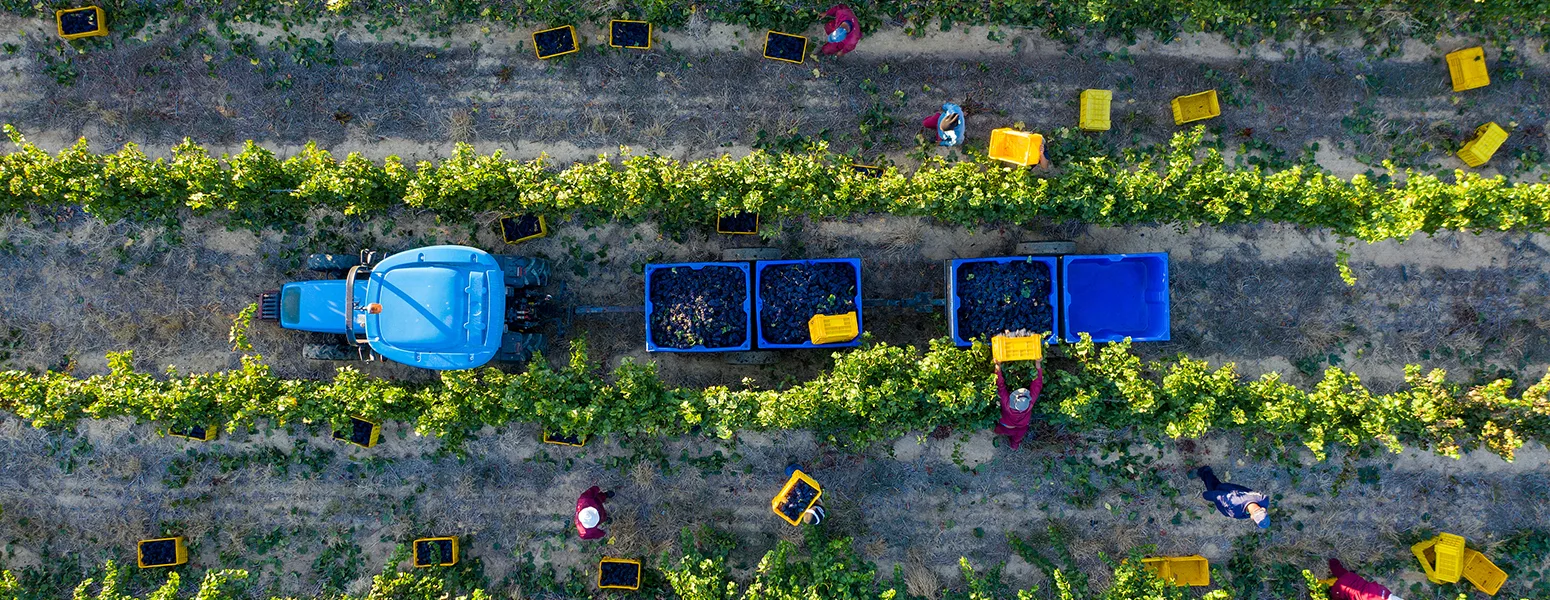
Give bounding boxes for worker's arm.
[823,4,843,19]
[996,365,1009,400]
[1029,361,1045,399]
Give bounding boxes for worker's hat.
[579,507,600,528]
[1010,388,1032,412]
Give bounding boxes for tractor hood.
[360,245,505,370]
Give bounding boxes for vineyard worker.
[1188,465,1270,529]
[921,103,966,146]
[575,485,615,540]
[993,359,1042,450]
[821,4,862,56]
[1325,558,1404,600]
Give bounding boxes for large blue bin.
[754,258,863,349]
[1060,253,1170,343]
[644,261,753,352]
[946,256,1059,347]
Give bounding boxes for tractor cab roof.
[361,245,505,370]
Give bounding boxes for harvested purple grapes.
[777,480,820,521]
[758,261,858,344]
[649,265,748,349]
[599,560,640,587]
[955,259,1053,339]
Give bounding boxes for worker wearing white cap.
[574,486,614,540]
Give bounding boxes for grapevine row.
[3,336,1545,461]
[3,126,1548,243]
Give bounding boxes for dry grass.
[904,550,941,600]
[447,109,477,144]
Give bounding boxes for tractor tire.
[721,247,783,262]
[496,333,546,363]
[1015,240,1077,256]
[303,343,359,361]
[307,253,361,274]
[493,255,551,288]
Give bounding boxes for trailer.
[948,242,1170,346]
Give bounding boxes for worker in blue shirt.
[1189,465,1270,529]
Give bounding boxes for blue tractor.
[257,245,550,370]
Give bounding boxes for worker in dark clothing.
[574,485,615,540]
[993,359,1041,450]
[821,5,861,56]
[1326,559,1404,600]
[1188,465,1270,529]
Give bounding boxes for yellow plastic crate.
[500,214,548,244]
[1413,534,1467,583]
[1412,537,1442,583]
[1171,90,1220,125]
[1433,533,1467,583]
[413,537,459,567]
[137,537,188,568]
[991,334,1043,363]
[1462,549,1507,596]
[532,25,579,60]
[1141,556,1210,587]
[333,416,382,448]
[1446,47,1490,92]
[598,557,642,590]
[808,312,859,345]
[1079,89,1112,131]
[542,431,587,447]
[1458,122,1508,167]
[770,469,823,526]
[56,7,108,40]
[987,129,1044,166]
[169,424,217,441]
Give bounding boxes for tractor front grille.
[257,290,281,321]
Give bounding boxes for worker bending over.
[575,485,615,540]
[1326,559,1404,600]
[821,5,861,56]
[922,103,965,146]
[1189,465,1270,529]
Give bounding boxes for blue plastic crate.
[754,258,863,349]
[644,262,753,352]
[947,256,1059,347]
[1060,253,1170,343]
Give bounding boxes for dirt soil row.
[0,17,1545,180]
[0,416,1544,599]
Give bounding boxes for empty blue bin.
[1060,253,1170,343]
[946,256,1059,347]
[644,262,753,352]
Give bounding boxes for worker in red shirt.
[820,5,861,56]
[993,358,1041,450]
[574,486,614,540]
[1326,559,1404,600]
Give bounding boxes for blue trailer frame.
[644,261,754,352]
[946,256,1060,347]
[754,258,864,349]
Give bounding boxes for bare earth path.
[0,18,1544,180]
[0,416,1545,599]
